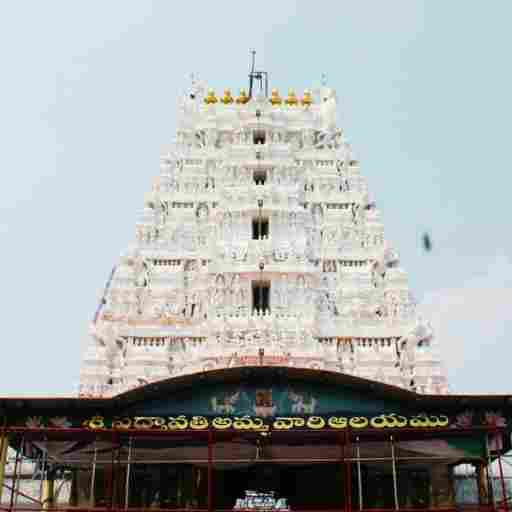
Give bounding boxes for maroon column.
[106,431,115,509]
[346,432,352,512]
[208,430,214,512]
[496,432,509,512]
[340,432,346,512]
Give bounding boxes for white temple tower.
[79,74,448,398]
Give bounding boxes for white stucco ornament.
[79,75,449,397]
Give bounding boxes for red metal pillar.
[208,429,214,512]
[495,430,509,512]
[106,431,115,510]
[340,431,346,512]
[345,431,352,512]
[115,431,121,510]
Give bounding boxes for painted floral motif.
[25,416,43,429]
[49,417,72,428]
[451,410,473,429]
[483,411,507,428]
[484,411,507,451]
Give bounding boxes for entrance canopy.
[1,367,510,435]
[0,368,511,512]
[1,367,510,460]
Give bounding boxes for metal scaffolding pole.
[355,436,363,511]
[124,437,132,510]
[41,439,55,511]
[486,432,496,508]
[390,435,399,511]
[14,438,25,511]
[340,432,346,512]
[208,430,214,512]
[0,425,504,512]
[41,478,54,511]
[9,437,23,512]
[496,438,509,512]
[89,439,98,508]
[108,431,115,509]
[1,483,42,507]
[0,430,8,505]
[38,439,47,504]
[115,432,121,509]
[345,432,351,512]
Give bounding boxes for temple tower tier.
[79,80,448,397]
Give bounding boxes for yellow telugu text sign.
[81,413,450,431]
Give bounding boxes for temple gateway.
[0,72,510,512]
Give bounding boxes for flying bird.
[422,233,432,252]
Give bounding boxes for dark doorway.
[254,169,267,185]
[252,281,270,313]
[252,217,269,239]
[213,463,345,511]
[253,129,266,145]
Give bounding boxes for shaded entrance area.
[213,463,345,510]
[0,367,510,511]
[1,427,502,511]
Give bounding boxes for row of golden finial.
[204,88,314,106]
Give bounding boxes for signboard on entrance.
[78,413,451,432]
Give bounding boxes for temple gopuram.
[1,67,510,512]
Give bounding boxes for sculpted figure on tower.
[80,75,448,397]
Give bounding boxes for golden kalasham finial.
[204,89,218,104]
[285,89,299,106]
[301,89,313,106]
[221,89,234,104]
[270,88,282,106]
[236,88,249,104]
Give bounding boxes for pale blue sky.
[1,1,510,396]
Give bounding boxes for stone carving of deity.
[280,275,289,307]
[153,195,168,227]
[309,227,322,256]
[197,202,208,219]
[235,129,244,145]
[241,128,250,145]
[347,342,358,373]
[302,129,315,149]
[289,212,297,231]
[317,293,330,314]
[223,212,233,238]
[130,251,150,289]
[212,275,225,307]
[321,274,331,295]
[397,338,415,377]
[386,292,399,318]
[296,275,309,306]
[351,203,363,225]
[231,274,244,306]
[196,203,209,246]
[169,176,178,192]
[205,128,217,148]
[326,226,338,246]
[312,204,323,226]
[182,229,197,252]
